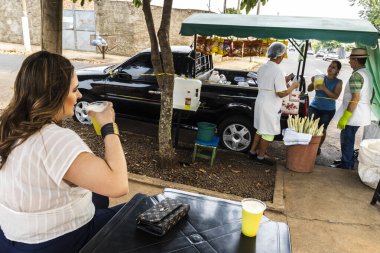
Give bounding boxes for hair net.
[267,42,287,59]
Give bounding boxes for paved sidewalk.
[280,164,380,253]
[0,41,126,65]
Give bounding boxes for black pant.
[0,193,124,253]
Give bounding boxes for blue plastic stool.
[192,136,219,167]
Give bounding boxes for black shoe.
[254,156,275,166]
[333,159,341,165]
[354,149,359,161]
[248,153,257,160]
[329,162,342,168]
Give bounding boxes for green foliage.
[72,0,93,7]
[132,0,142,8]
[349,0,380,30]
[321,40,342,50]
[225,8,238,14]
[345,44,355,52]
[240,0,268,14]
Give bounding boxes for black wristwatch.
[101,122,120,138]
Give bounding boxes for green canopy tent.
[180,14,380,119]
[180,14,378,46]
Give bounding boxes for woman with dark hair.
[307,60,343,155]
[0,51,129,253]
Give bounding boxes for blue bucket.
[197,122,216,142]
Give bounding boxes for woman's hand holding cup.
[313,75,324,90]
[86,101,115,135]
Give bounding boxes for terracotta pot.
[286,136,322,173]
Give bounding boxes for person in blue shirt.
[307,60,343,155]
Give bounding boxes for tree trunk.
[157,0,175,168]
[142,0,175,168]
[40,0,63,54]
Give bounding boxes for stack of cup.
[85,101,108,135]
[241,198,266,237]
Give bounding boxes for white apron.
[254,61,287,135]
[335,67,373,126]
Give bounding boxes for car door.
[105,53,161,120]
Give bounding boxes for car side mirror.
[118,72,132,81]
[111,70,131,81]
[110,68,119,78]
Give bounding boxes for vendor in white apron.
[333,48,373,170]
[249,42,299,165]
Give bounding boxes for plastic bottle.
[185,91,191,110]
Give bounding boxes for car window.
[173,53,193,77]
[120,54,156,83]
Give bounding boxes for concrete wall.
[0,0,41,45]
[95,0,205,56]
[0,0,205,56]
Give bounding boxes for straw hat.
[349,48,368,58]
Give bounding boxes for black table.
[80,189,291,253]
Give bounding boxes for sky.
[149,0,363,19]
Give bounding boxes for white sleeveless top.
[0,124,95,243]
[335,67,373,126]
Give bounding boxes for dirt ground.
[63,119,276,201]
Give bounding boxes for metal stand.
[174,110,182,147]
[370,180,380,205]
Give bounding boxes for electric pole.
[21,0,31,52]
[257,1,261,15]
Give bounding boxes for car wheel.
[73,96,93,124]
[218,116,253,152]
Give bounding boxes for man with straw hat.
[333,48,373,170]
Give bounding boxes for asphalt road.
[0,53,92,108]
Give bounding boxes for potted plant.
[284,115,324,173]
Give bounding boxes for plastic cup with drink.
[313,75,325,90]
[85,101,108,135]
[241,198,266,237]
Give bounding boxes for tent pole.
[300,40,309,92]
[193,35,197,78]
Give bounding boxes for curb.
[128,163,286,213]
[270,163,286,212]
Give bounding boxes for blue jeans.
[308,106,335,130]
[0,193,124,253]
[340,125,360,170]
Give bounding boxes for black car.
[74,46,307,152]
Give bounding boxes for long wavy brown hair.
[0,51,74,169]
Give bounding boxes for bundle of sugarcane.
[287,114,324,136]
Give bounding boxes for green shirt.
[349,69,364,93]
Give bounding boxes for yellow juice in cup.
[241,198,266,237]
[85,102,107,135]
[314,75,324,90]
[90,117,102,135]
